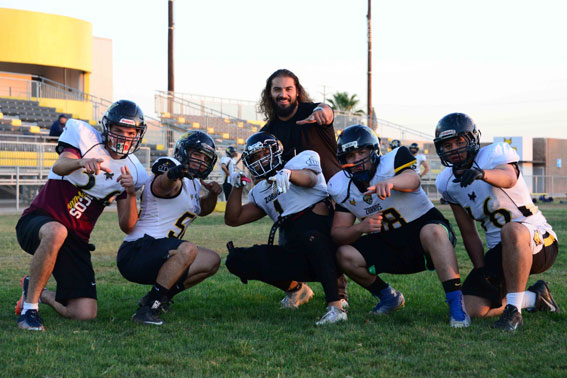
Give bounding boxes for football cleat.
[450,313,471,328]
[17,309,45,331]
[371,290,405,315]
[526,280,559,313]
[447,291,471,328]
[280,283,314,309]
[491,305,523,331]
[138,293,172,313]
[315,306,347,326]
[132,301,164,326]
[15,276,29,316]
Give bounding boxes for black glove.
[453,168,485,187]
[166,164,188,180]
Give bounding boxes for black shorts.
[462,237,559,308]
[352,207,456,275]
[16,212,97,303]
[117,234,187,285]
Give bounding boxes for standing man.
[434,113,559,331]
[220,146,238,201]
[409,143,430,178]
[258,68,347,302]
[328,125,470,328]
[15,100,149,331]
[117,131,222,325]
[225,132,346,325]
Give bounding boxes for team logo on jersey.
[468,192,477,201]
[305,156,320,169]
[104,171,114,180]
[349,198,356,206]
[363,194,373,204]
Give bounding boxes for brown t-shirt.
[261,102,341,181]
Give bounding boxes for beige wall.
[90,37,113,101]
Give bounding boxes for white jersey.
[328,146,433,232]
[220,156,237,182]
[413,153,427,174]
[249,150,327,222]
[436,142,556,249]
[124,157,201,241]
[50,119,148,202]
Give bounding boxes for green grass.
[1,204,566,377]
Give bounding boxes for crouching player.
[224,132,346,325]
[434,113,559,331]
[117,131,222,325]
[328,125,470,327]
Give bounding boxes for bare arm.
[116,166,139,234]
[420,160,430,177]
[52,151,112,176]
[152,171,183,198]
[482,163,518,189]
[365,169,421,199]
[331,210,382,245]
[199,179,222,216]
[296,103,334,126]
[450,203,485,268]
[221,163,230,176]
[224,186,265,226]
[289,169,318,188]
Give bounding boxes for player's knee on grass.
[66,298,97,320]
[225,247,254,280]
[462,267,502,312]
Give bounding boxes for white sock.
[22,302,39,315]
[522,290,537,309]
[506,292,525,313]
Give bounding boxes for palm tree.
[328,92,365,115]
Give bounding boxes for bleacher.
[0,98,71,132]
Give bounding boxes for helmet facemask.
[242,138,283,179]
[339,146,379,183]
[185,148,217,179]
[105,124,145,157]
[435,133,479,170]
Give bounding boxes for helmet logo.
[119,118,136,126]
[342,141,358,150]
[439,129,456,138]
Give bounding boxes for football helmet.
[226,146,237,157]
[409,143,419,154]
[101,100,147,157]
[173,131,218,179]
[241,132,283,179]
[389,139,401,150]
[434,113,481,169]
[337,125,380,182]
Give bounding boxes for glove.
[269,168,291,194]
[167,164,188,180]
[453,168,484,188]
[230,172,251,188]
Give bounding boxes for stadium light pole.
[367,0,373,130]
[168,0,175,114]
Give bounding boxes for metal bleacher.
[0,98,71,131]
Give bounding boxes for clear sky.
[3,0,567,142]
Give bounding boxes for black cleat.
[138,293,172,313]
[526,280,559,313]
[491,305,523,331]
[17,309,45,331]
[132,300,165,326]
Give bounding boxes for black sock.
[167,282,185,300]
[149,283,169,302]
[366,276,388,296]
[442,278,462,294]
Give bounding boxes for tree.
[328,92,365,115]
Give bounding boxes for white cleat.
[316,306,347,326]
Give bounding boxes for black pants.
[222,182,232,201]
[226,211,340,303]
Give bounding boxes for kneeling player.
[117,131,222,325]
[224,132,346,325]
[328,125,470,328]
[434,113,559,331]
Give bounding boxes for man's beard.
[274,98,298,118]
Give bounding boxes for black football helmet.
[226,146,237,157]
[434,113,481,169]
[101,100,147,157]
[409,143,419,154]
[173,131,218,179]
[337,125,380,182]
[241,132,283,179]
[389,139,401,150]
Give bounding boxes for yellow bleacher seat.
[222,133,229,139]
[224,118,230,123]
[29,126,40,133]
[11,119,22,126]
[162,112,171,118]
[237,121,243,128]
[208,127,214,134]
[156,144,165,151]
[141,138,147,144]
[237,138,245,145]
[89,120,97,125]
[192,122,200,129]
[251,127,258,132]
[178,117,185,123]
[0,112,3,119]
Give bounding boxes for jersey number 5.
[168,211,197,239]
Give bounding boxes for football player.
[224,132,346,325]
[220,146,238,200]
[434,113,559,331]
[389,139,401,151]
[117,131,222,325]
[15,100,149,331]
[409,143,430,178]
[328,125,470,328]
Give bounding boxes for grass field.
[1,204,566,377]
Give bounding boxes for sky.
[3,0,567,142]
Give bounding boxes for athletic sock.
[167,282,185,300]
[22,302,39,315]
[149,283,169,303]
[521,290,536,309]
[365,276,388,297]
[442,278,462,293]
[506,292,525,313]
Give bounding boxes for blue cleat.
[371,288,405,315]
[17,309,45,331]
[447,291,471,328]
